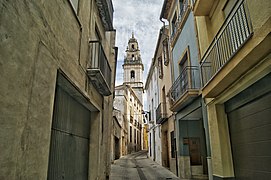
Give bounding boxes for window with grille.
[158,56,163,79]
[163,39,169,66]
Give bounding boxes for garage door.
[226,73,271,180]
[47,84,91,180]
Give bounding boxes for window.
[179,52,188,73]
[131,70,135,79]
[132,54,135,60]
[170,131,176,158]
[171,13,177,36]
[179,0,184,11]
[158,56,163,79]
[130,126,132,142]
[95,27,101,41]
[179,52,188,90]
[151,99,154,121]
[163,38,169,66]
[132,44,135,49]
[70,0,79,14]
[134,129,137,144]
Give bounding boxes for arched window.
[131,70,135,79]
[132,44,135,49]
[132,54,135,60]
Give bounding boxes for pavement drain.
[166,178,172,179]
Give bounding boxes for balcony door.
[179,52,188,92]
[162,86,167,115]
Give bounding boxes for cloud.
[112,0,164,87]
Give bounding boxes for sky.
[112,0,164,87]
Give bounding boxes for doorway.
[188,137,202,165]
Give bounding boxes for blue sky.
[112,0,164,86]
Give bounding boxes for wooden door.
[189,137,201,165]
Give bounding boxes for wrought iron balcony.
[156,102,168,124]
[95,0,114,31]
[169,66,200,111]
[87,41,112,96]
[200,0,253,87]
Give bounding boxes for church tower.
[123,33,144,103]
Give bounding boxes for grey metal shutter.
[48,86,91,180]
[226,73,271,180]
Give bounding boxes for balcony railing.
[169,66,200,105]
[170,0,189,42]
[156,102,167,124]
[87,41,112,96]
[124,59,142,65]
[200,0,253,87]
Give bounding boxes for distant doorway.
[114,137,120,160]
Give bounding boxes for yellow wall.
[195,0,271,178]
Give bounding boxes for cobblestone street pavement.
[110,150,179,180]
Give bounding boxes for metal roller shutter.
[226,73,271,180]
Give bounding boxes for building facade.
[0,0,117,179]
[155,26,178,175]
[113,34,144,155]
[114,84,144,154]
[145,55,162,165]
[145,26,178,174]
[194,0,271,179]
[160,0,210,179]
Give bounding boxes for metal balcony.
[200,0,253,87]
[156,102,168,124]
[87,41,112,96]
[95,0,114,31]
[169,66,200,111]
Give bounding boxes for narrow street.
[110,151,179,180]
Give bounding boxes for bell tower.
[123,33,144,103]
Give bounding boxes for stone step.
[192,174,209,180]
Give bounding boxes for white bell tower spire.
[123,33,144,103]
